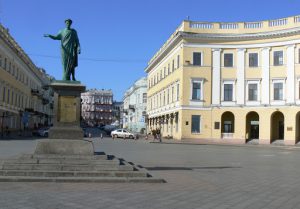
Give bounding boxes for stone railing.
[244,22,263,29]
[190,22,213,29]
[219,23,239,29]
[221,133,233,139]
[268,18,287,27]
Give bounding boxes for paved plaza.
[1,138,300,209]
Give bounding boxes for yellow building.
[0,24,54,135]
[145,15,300,145]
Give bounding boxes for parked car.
[111,129,136,139]
[38,128,49,137]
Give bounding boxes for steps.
[0,153,166,183]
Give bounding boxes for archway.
[271,111,284,141]
[245,111,259,141]
[221,111,235,138]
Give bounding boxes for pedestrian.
[100,133,103,139]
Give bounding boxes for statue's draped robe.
[52,28,80,80]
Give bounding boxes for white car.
[111,129,135,139]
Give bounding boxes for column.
[212,49,221,105]
[237,49,245,105]
[286,44,295,104]
[261,47,270,105]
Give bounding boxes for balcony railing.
[221,133,233,139]
[129,105,135,110]
[31,89,39,96]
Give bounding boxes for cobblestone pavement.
[1,137,300,209]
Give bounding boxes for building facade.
[0,24,54,135]
[123,77,147,133]
[146,15,300,145]
[112,101,123,127]
[81,89,113,127]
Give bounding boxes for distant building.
[112,101,123,127]
[0,24,54,134]
[123,77,147,133]
[81,89,113,127]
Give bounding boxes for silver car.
[111,129,135,139]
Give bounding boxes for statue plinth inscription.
[58,96,77,123]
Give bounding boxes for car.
[38,128,49,137]
[111,129,136,139]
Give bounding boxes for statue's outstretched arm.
[44,32,62,40]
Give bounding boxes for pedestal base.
[34,139,94,155]
[49,126,83,140]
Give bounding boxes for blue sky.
[1,0,299,100]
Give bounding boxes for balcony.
[129,105,135,110]
[42,98,49,105]
[42,85,49,90]
[31,89,39,96]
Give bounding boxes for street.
[0,137,300,209]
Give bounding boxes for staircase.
[0,153,166,183]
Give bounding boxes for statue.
[44,19,81,81]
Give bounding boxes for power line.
[27,53,147,63]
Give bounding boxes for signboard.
[250,121,259,125]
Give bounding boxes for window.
[191,115,201,133]
[167,89,169,104]
[249,53,258,67]
[274,83,283,100]
[7,89,10,104]
[176,83,180,101]
[163,91,165,106]
[193,52,202,66]
[2,87,5,102]
[192,81,201,100]
[274,51,283,66]
[248,84,258,101]
[224,84,233,101]
[299,49,300,63]
[172,60,175,71]
[168,64,170,75]
[224,53,233,67]
[142,93,147,103]
[299,81,300,99]
[171,86,174,102]
[177,55,180,68]
[164,67,166,77]
[223,121,233,133]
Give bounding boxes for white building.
[123,77,147,133]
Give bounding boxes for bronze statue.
[44,19,80,81]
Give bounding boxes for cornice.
[180,26,300,40]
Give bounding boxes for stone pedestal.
[48,81,85,140]
[35,81,93,155]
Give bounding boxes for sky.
[0,0,299,100]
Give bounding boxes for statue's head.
[65,19,73,28]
